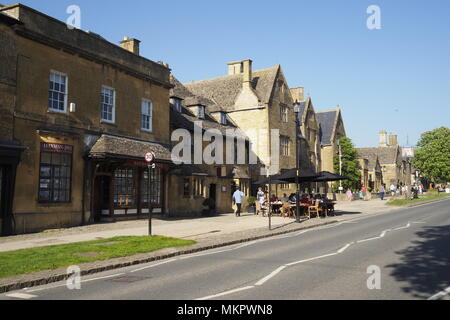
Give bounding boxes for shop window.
[193,178,205,197]
[141,167,161,206]
[39,143,72,203]
[114,168,135,208]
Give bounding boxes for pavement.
[0,197,443,294]
[1,197,449,300]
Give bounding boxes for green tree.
[413,127,450,183]
[333,137,361,191]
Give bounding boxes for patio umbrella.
[252,178,289,185]
[312,171,349,182]
[275,168,320,183]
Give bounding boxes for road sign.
[144,152,155,164]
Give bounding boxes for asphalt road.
[2,198,450,300]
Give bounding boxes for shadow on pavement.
[386,225,450,299]
[334,211,363,216]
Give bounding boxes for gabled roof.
[357,146,400,165]
[317,110,338,145]
[356,148,380,169]
[183,65,280,112]
[170,76,247,138]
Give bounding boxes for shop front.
[88,135,172,221]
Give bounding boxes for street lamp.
[293,101,306,223]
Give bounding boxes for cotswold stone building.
[168,76,253,215]
[0,4,172,235]
[182,60,298,196]
[357,131,412,188]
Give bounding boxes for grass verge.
[0,236,195,279]
[387,192,450,206]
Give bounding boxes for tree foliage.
[413,127,450,183]
[333,136,361,191]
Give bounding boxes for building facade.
[0,4,172,235]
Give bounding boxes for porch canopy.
[89,134,172,162]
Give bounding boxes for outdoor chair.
[308,200,321,218]
[280,202,292,218]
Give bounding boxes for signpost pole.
[144,152,156,236]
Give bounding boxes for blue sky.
[7,0,450,147]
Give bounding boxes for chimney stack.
[120,36,141,55]
[227,61,243,75]
[389,134,398,146]
[242,59,253,88]
[290,87,305,102]
[379,130,388,147]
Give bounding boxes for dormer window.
[171,97,182,113]
[198,105,205,119]
[220,112,227,125]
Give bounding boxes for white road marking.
[196,286,255,300]
[285,253,338,267]
[393,223,410,231]
[130,259,177,272]
[6,293,37,299]
[27,273,126,293]
[337,243,353,253]
[255,266,287,286]
[428,286,450,300]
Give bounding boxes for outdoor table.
[270,202,283,214]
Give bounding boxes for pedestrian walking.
[346,189,353,201]
[380,184,386,201]
[233,186,244,217]
[256,187,265,215]
[390,184,396,197]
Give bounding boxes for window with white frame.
[141,99,153,131]
[48,71,68,112]
[101,86,115,123]
[280,135,290,156]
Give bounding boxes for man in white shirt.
[233,186,245,217]
[390,184,396,197]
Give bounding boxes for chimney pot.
[379,130,388,147]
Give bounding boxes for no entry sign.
[144,152,155,164]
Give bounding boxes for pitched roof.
[356,148,379,168]
[89,135,172,161]
[170,76,248,138]
[183,66,280,112]
[357,146,399,165]
[317,110,338,145]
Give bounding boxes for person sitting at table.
[270,194,278,203]
[280,193,289,202]
[300,194,310,206]
[288,193,297,202]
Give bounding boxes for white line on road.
[392,223,411,231]
[285,253,338,267]
[5,293,37,299]
[26,273,126,293]
[255,266,287,286]
[337,243,353,253]
[196,286,255,300]
[130,260,177,273]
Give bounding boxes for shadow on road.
[386,225,450,299]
